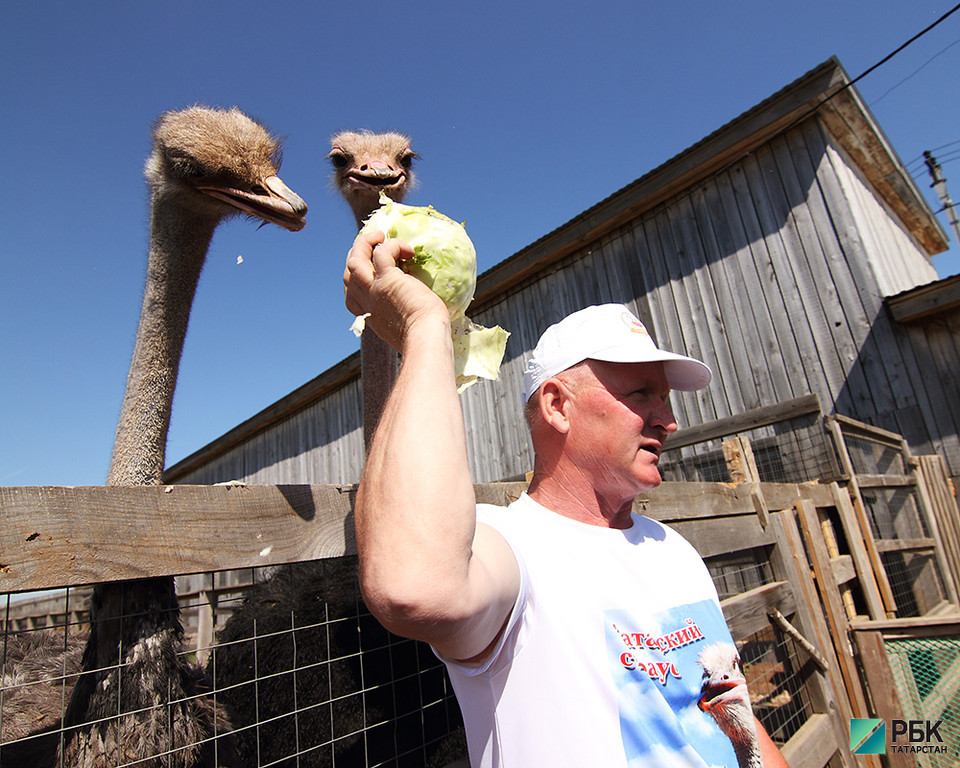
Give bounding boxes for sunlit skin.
[526,359,678,530]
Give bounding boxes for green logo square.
[850,718,885,755]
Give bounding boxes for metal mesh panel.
[706,548,774,602]
[859,488,930,541]
[858,485,947,618]
[884,634,960,768]
[0,561,467,768]
[660,413,838,484]
[881,552,947,619]
[842,431,907,476]
[738,623,815,746]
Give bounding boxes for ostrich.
[45,106,306,768]
[0,631,83,743]
[207,133,466,767]
[328,129,417,228]
[697,643,762,768]
[328,130,417,445]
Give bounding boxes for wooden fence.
[0,480,856,768]
[2,402,959,766]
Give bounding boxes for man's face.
[559,359,679,502]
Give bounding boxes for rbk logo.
[850,719,885,755]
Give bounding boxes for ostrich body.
[58,106,307,768]
[697,643,762,768]
[328,130,416,444]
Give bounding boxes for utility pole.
[924,150,960,244]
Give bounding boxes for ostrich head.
[146,105,308,231]
[697,642,751,715]
[328,130,417,225]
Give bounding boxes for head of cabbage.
[355,194,509,392]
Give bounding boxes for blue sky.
[3,1,959,487]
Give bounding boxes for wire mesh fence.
[659,409,839,485]
[884,633,960,768]
[662,400,958,622]
[1,559,467,768]
[738,622,815,746]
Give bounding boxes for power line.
[676,4,960,202]
[607,4,960,245]
[846,2,960,89]
[786,2,960,138]
[870,36,960,105]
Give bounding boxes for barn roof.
[471,56,946,314]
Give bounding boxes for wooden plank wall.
[171,115,957,487]
[893,306,960,477]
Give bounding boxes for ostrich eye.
[329,151,349,169]
[399,151,415,169]
[165,148,204,177]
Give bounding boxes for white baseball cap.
[522,304,712,402]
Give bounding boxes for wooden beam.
[636,480,835,521]
[780,713,841,768]
[0,482,530,594]
[849,615,960,638]
[719,581,796,640]
[664,393,822,451]
[829,483,887,620]
[795,499,871,716]
[854,474,916,489]
[824,417,898,614]
[872,537,937,553]
[886,273,960,323]
[887,274,960,323]
[770,510,859,755]
[0,484,358,593]
[851,630,918,768]
[669,514,777,559]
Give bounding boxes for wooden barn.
[164,56,958,490]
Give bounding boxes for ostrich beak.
[697,680,749,712]
[195,174,308,232]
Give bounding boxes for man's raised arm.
[344,232,519,661]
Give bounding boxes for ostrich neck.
[726,707,763,768]
[108,195,219,486]
[734,739,763,768]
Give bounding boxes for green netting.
[885,635,960,767]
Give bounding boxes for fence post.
[196,573,216,666]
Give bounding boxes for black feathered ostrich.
[1,106,307,768]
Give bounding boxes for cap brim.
[589,348,712,391]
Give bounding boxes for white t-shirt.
[439,493,748,768]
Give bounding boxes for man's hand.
[343,230,448,351]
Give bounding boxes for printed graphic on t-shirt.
[606,600,760,768]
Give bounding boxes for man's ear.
[539,379,571,434]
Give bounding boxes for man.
[344,231,789,767]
